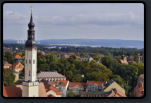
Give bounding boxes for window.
[29,71,30,76]
[33,60,35,64]
[26,60,27,63]
[29,60,31,64]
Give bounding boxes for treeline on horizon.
[3,43,144,55]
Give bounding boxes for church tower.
[22,7,39,97]
[121,48,124,60]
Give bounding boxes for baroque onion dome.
[25,11,37,48]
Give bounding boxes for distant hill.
[3,39,144,49]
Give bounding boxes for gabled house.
[15,54,25,63]
[3,61,12,69]
[49,80,69,97]
[134,74,144,97]
[41,80,62,97]
[12,61,24,73]
[86,81,105,92]
[119,59,128,64]
[103,89,127,97]
[103,79,125,95]
[68,82,86,94]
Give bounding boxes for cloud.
[3,10,143,29]
[3,11,27,24]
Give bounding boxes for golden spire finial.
[30,6,33,12]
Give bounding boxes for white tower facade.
[22,9,39,97]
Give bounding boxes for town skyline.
[3,3,144,41]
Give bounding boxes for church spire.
[25,6,37,48]
[121,47,124,60]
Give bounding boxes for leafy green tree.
[101,56,118,70]
[19,60,24,66]
[3,51,7,61]
[72,74,83,82]
[113,50,119,56]
[112,75,130,95]
[134,55,139,63]
[66,71,73,81]
[67,90,79,97]
[93,54,101,60]
[104,52,111,56]
[3,69,15,86]
[5,51,15,64]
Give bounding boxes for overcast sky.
[3,3,144,41]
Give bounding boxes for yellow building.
[13,71,19,82]
[103,79,125,95]
[12,61,24,73]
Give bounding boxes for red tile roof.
[15,55,22,59]
[3,62,12,67]
[4,83,47,97]
[3,84,8,97]
[87,81,105,86]
[50,80,69,87]
[41,80,62,96]
[12,61,24,68]
[104,89,127,97]
[68,82,86,89]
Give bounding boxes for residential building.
[15,54,25,63]
[41,80,62,97]
[86,81,105,92]
[103,79,125,95]
[134,74,144,97]
[67,82,86,94]
[37,71,66,81]
[103,89,127,97]
[49,80,69,97]
[12,61,24,73]
[13,71,19,82]
[3,61,12,69]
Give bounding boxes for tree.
[5,51,15,64]
[66,71,73,81]
[3,51,7,61]
[101,56,118,70]
[67,90,79,97]
[104,52,111,56]
[112,75,130,95]
[134,55,139,63]
[93,54,101,61]
[3,69,15,86]
[72,74,83,82]
[113,50,119,56]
